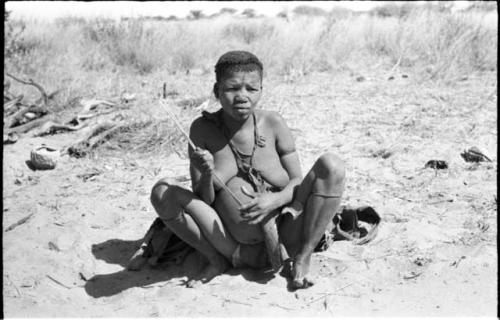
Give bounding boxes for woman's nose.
[235,88,247,99]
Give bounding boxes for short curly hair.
[214,50,263,82]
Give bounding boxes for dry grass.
[5,8,496,77]
[3,6,497,158]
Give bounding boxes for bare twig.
[269,302,296,311]
[46,275,72,289]
[6,72,49,107]
[403,271,422,280]
[387,54,402,78]
[303,282,355,307]
[5,213,35,232]
[159,100,195,148]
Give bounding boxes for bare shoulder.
[256,110,295,154]
[256,109,289,129]
[189,116,218,146]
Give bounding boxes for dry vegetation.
[4,4,497,156]
[3,3,498,317]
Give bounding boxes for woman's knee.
[315,152,346,182]
[150,179,184,214]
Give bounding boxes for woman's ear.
[213,83,219,99]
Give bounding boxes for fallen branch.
[5,213,35,232]
[64,121,126,157]
[4,94,24,114]
[6,115,56,134]
[6,72,48,107]
[5,105,50,129]
[79,99,116,114]
[74,107,126,123]
[34,120,89,137]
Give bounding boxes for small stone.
[48,241,60,252]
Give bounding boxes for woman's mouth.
[234,104,250,110]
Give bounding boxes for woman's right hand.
[191,147,214,175]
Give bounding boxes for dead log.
[5,105,50,129]
[6,115,56,134]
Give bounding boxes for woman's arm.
[270,111,303,208]
[189,119,216,204]
[240,112,303,223]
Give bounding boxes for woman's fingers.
[246,215,264,225]
[240,186,256,199]
[239,199,258,211]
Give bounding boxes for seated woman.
[151,51,345,289]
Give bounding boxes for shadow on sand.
[85,238,277,298]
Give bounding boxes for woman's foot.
[291,253,314,289]
[186,254,230,288]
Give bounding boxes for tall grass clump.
[368,8,497,77]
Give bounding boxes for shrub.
[82,18,163,74]
[371,3,414,19]
[293,6,328,17]
[223,21,275,44]
[188,10,204,20]
[242,8,257,18]
[467,1,497,12]
[220,7,237,15]
[4,12,28,58]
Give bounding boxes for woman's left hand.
[239,187,280,224]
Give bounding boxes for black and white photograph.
[3,1,497,317]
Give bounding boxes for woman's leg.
[150,179,238,283]
[279,153,345,289]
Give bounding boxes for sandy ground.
[2,70,497,317]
